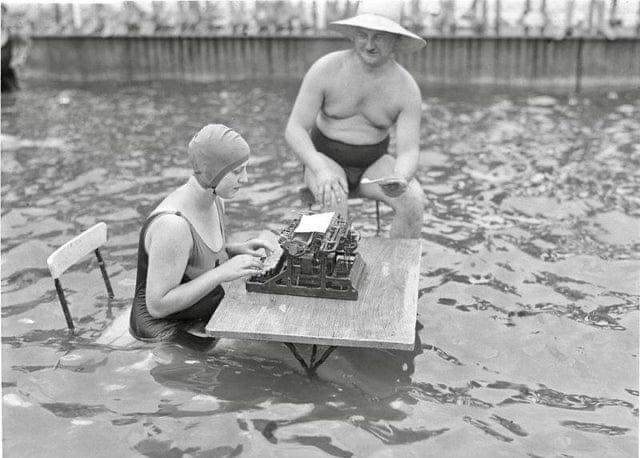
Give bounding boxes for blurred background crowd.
[2,0,640,39]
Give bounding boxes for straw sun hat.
[329,0,426,53]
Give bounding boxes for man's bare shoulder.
[307,50,350,76]
[390,62,421,100]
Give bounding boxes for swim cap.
[188,124,250,189]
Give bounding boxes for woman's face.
[215,161,248,199]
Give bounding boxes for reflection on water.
[1,80,638,457]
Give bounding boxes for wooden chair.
[46,222,114,332]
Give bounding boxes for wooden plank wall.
[26,36,640,90]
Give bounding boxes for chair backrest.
[47,222,108,279]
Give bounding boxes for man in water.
[285,0,425,238]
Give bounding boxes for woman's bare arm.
[144,215,225,318]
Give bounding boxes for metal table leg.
[311,345,336,371]
[283,343,337,376]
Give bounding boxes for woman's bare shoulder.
[145,212,192,253]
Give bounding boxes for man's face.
[353,28,398,66]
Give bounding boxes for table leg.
[284,342,309,370]
[283,343,337,376]
[310,345,317,366]
[310,346,336,371]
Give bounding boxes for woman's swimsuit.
[310,125,389,192]
[129,205,226,344]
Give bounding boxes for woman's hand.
[216,254,264,282]
[228,238,277,258]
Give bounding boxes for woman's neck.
[185,175,216,209]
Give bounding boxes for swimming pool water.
[1,80,638,457]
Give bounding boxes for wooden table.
[206,238,422,374]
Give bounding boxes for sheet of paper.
[294,212,335,233]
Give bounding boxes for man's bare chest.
[322,80,398,124]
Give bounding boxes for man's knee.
[390,180,425,214]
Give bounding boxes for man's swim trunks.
[129,211,224,344]
[310,126,389,192]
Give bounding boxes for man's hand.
[364,176,409,198]
[378,177,408,198]
[313,167,347,208]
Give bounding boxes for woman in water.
[130,124,272,346]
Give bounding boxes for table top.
[206,237,422,350]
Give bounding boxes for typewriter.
[246,212,365,300]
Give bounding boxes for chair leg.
[375,200,381,235]
[94,248,114,299]
[53,278,75,331]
